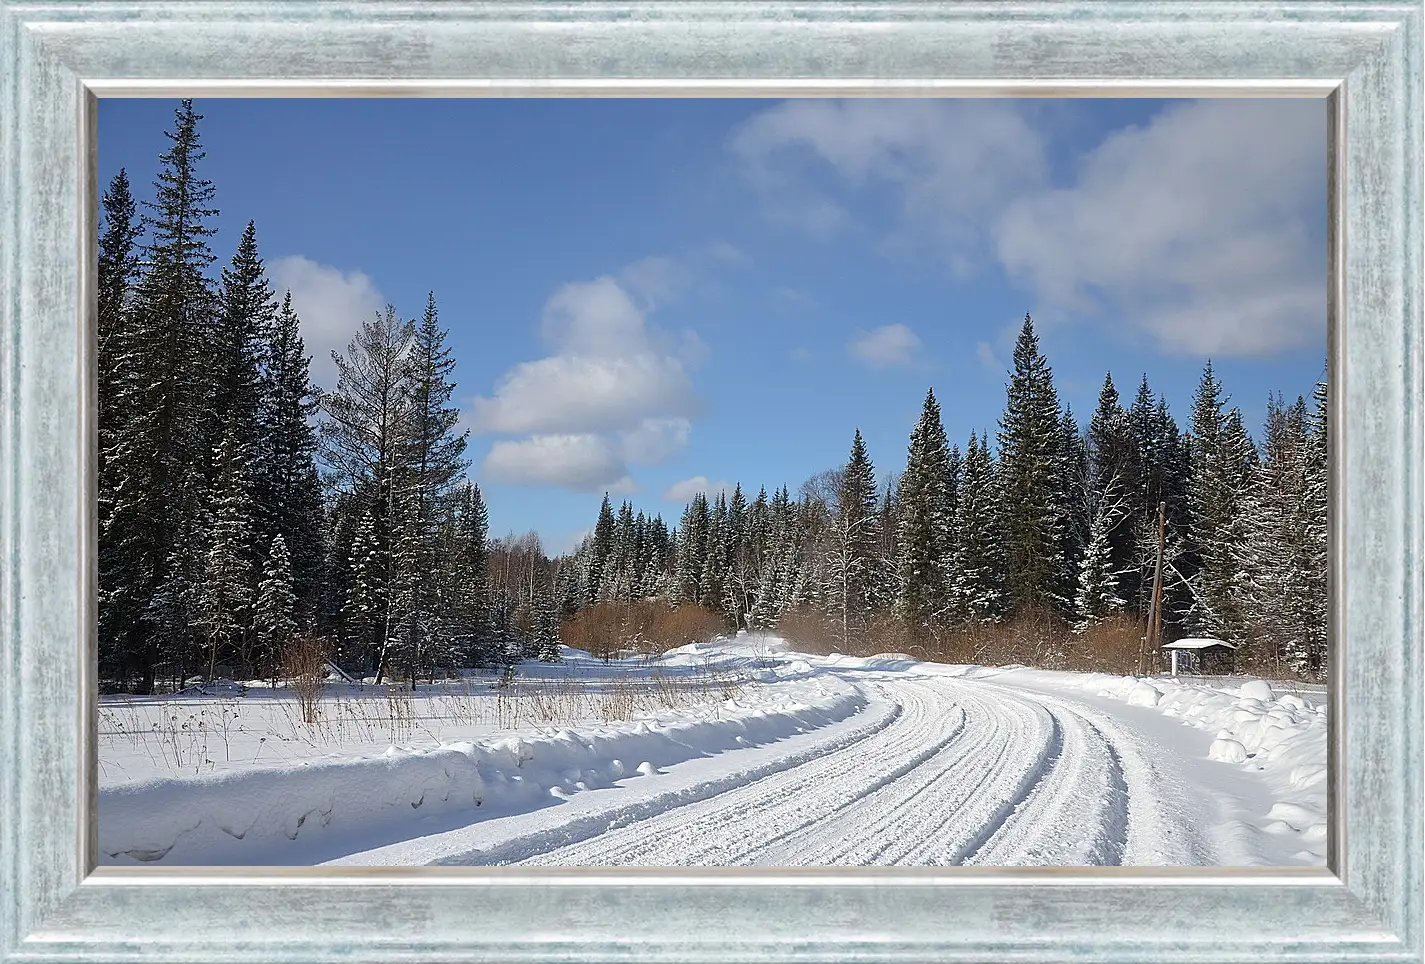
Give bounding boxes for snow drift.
[99,677,863,865]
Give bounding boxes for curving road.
[329,663,1272,867]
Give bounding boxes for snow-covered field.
[98,635,1327,867]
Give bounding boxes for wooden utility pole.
[1143,501,1167,675]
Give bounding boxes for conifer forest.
[98,101,1329,696]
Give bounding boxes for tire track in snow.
[427,668,1212,868]
[967,681,1204,865]
[516,676,968,866]
[761,684,1055,867]
[424,693,902,866]
[958,700,1128,866]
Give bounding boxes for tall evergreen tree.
[97,167,142,492]
[1185,361,1255,643]
[951,432,1005,622]
[896,389,954,626]
[587,494,617,604]
[997,314,1070,616]
[210,221,274,473]
[388,293,470,682]
[197,426,257,678]
[97,168,145,682]
[1086,373,1139,606]
[253,533,299,681]
[674,493,710,604]
[1301,378,1329,677]
[101,99,220,691]
[827,430,880,647]
[255,291,325,615]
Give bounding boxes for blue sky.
[98,98,1327,553]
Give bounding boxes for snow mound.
[1056,668,1326,860]
[99,676,863,865]
[1237,680,1275,701]
[1125,682,1162,707]
[1209,737,1248,763]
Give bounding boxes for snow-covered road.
[315,655,1324,868]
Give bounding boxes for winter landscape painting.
[96,98,1329,868]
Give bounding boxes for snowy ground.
[98,635,1327,867]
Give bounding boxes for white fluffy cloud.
[734,98,1324,358]
[619,417,692,466]
[482,435,635,494]
[471,354,698,436]
[268,256,385,390]
[662,476,733,504]
[848,324,922,369]
[995,99,1325,357]
[732,99,1047,268]
[473,267,706,492]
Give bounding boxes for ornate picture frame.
[1,2,1419,960]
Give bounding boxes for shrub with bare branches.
[560,601,726,660]
[282,635,330,724]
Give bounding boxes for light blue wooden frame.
[1,2,1419,961]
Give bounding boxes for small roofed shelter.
[1163,637,1238,676]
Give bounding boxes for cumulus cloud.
[619,417,692,465]
[995,99,1325,356]
[848,324,922,369]
[471,354,698,436]
[732,99,1048,265]
[473,265,707,492]
[662,476,733,504]
[733,98,1324,358]
[482,435,635,494]
[268,256,385,390]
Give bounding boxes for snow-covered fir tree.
[896,389,955,627]
[100,100,220,692]
[827,430,881,648]
[951,432,1005,622]
[253,534,299,680]
[255,291,325,615]
[997,315,1072,617]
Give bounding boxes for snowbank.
[99,676,863,865]
[1075,673,1328,854]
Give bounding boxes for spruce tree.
[198,426,257,679]
[255,291,325,615]
[211,221,274,474]
[533,575,563,662]
[97,168,142,491]
[1185,361,1254,644]
[388,292,470,681]
[1086,373,1139,605]
[253,534,299,682]
[951,432,1005,622]
[97,168,145,682]
[896,388,954,627]
[674,494,709,604]
[102,99,220,691]
[997,314,1070,616]
[587,494,617,604]
[828,430,880,647]
[700,493,730,616]
[1301,378,1329,677]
